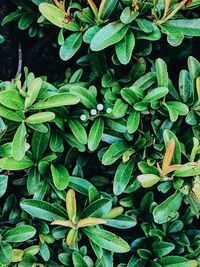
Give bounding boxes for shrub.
[0,0,200,266]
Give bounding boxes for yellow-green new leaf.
[137,174,161,188]
[0,105,24,122]
[66,229,78,246]
[26,112,55,124]
[0,156,34,170]
[39,3,65,28]
[66,189,77,222]
[12,122,27,161]
[0,89,24,110]
[25,78,42,109]
[77,217,106,228]
[51,220,72,227]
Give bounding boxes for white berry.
[106,108,112,114]
[90,109,97,115]
[97,103,104,111]
[80,114,87,121]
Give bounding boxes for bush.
[0,0,200,266]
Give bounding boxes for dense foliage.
[0,0,200,266]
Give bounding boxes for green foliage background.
[0,0,200,266]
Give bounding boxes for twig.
[15,41,22,78]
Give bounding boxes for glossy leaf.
[20,199,67,221]
[39,3,65,28]
[88,118,104,151]
[91,22,129,51]
[83,227,130,253]
[153,191,184,224]
[60,32,82,61]
[3,225,36,243]
[51,164,70,190]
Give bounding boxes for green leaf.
[0,242,13,265]
[143,87,168,102]
[26,112,55,124]
[18,14,34,30]
[32,129,50,161]
[39,3,65,28]
[137,174,161,188]
[113,159,134,195]
[20,199,67,221]
[113,99,128,118]
[0,156,34,170]
[68,119,87,145]
[83,25,100,44]
[33,93,79,109]
[12,122,27,161]
[167,101,189,115]
[60,32,82,61]
[159,256,189,267]
[88,118,104,151]
[91,22,129,51]
[155,58,169,88]
[115,31,135,65]
[152,241,175,257]
[0,175,8,197]
[102,142,130,165]
[69,86,97,109]
[120,7,138,24]
[27,167,40,194]
[72,252,88,267]
[50,133,64,152]
[163,102,179,122]
[106,215,137,229]
[153,191,183,224]
[0,89,24,110]
[121,88,139,105]
[127,110,140,134]
[81,199,112,218]
[0,34,5,44]
[101,0,118,20]
[164,19,200,37]
[179,70,191,103]
[83,227,130,253]
[69,176,94,195]
[0,105,24,122]
[25,78,42,108]
[51,164,70,190]
[3,225,36,243]
[161,25,184,47]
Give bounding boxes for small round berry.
[97,103,104,111]
[106,108,112,114]
[80,114,87,121]
[90,109,97,115]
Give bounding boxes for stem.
[162,0,172,20]
[88,0,98,18]
[158,0,187,24]
[98,0,107,20]
[15,41,22,79]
